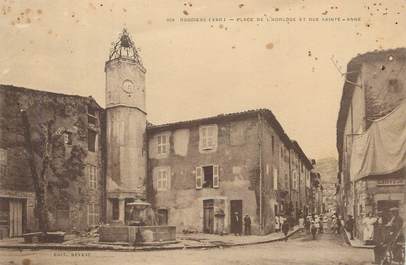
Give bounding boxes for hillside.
[315,157,338,184]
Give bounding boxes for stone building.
[147,109,300,235]
[0,29,315,237]
[289,141,314,219]
[0,85,104,238]
[336,48,406,240]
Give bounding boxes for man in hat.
[386,207,403,234]
[232,212,242,236]
[384,207,404,263]
[373,211,387,264]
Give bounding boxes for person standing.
[232,212,241,236]
[345,215,355,240]
[274,215,280,232]
[298,215,305,232]
[310,220,317,240]
[282,218,290,241]
[362,212,377,243]
[244,214,251,236]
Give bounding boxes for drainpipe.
[258,113,263,234]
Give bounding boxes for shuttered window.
[157,168,170,191]
[0,149,7,179]
[157,134,169,155]
[273,168,278,190]
[87,165,97,189]
[87,204,99,226]
[196,165,219,189]
[199,125,218,151]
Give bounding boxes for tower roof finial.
[108,28,144,67]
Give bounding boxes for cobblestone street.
[0,232,374,265]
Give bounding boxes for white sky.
[1,0,405,160]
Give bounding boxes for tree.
[21,110,61,232]
[20,108,87,233]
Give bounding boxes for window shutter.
[196,167,203,189]
[166,169,171,190]
[273,168,278,190]
[213,165,219,188]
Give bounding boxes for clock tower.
[105,29,147,223]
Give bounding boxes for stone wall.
[0,85,104,233]
[148,117,262,234]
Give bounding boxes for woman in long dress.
[363,212,377,241]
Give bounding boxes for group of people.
[231,212,252,236]
[275,215,291,240]
[300,214,326,240]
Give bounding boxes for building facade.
[336,48,406,241]
[0,29,316,237]
[0,85,104,238]
[147,110,291,234]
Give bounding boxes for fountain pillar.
[118,199,126,223]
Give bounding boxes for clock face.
[122,80,135,94]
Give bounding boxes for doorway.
[9,199,25,237]
[157,209,168,225]
[230,200,242,235]
[203,199,214,233]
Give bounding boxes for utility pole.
[258,112,263,234]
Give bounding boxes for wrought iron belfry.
[109,28,144,67]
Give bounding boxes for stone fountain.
[99,199,176,245]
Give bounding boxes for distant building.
[0,29,315,237]
[289,141,314,218]
[336,48,406,240]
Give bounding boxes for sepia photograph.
[0,1,405,264]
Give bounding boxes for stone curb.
[0,228,300,252]
[342,229,374,249]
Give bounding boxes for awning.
[350,100,406,180]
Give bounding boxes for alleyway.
[0,232,374,265]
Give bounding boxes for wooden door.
[203,200,214,234]
[230,200,242,234]
[9,199,23,237]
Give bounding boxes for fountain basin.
[99,225,176,243]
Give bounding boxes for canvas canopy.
[350,100,406,180]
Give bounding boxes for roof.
[0,84,103,109]
[147,108,291,146]
[291,140,313,169]
[336,48,406,171]
[147,109,317,164]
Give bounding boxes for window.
[272,135,275,153]
[292,171,298,190]
[273,168,278,190]
[199,125,218,151]
[88,129,97,152]
[112,199,119,220]
[64,132,73,145]
[0,149,7,179]
[196,165,219,189]
[157,168,170,191]
[87,204,99,226]
[87,165,97,189]
[157,134,169,155]
[87,106,98,126]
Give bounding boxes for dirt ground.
[0,232,374,265]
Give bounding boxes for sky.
[1,0,405,160]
